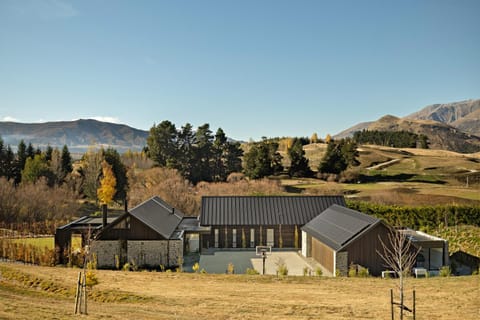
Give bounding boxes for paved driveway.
[199,250,322,276]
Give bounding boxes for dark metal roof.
[129,196,184,239]
[57,216,120,231]
[200,196,346,226]
[302,204,380,251]
[177,216,211,233]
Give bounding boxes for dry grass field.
[1,262,479,320]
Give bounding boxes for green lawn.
[12,235,82,250]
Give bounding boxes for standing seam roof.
[129,196,184,239]
[200,196,346,226]
[302,204,380,251]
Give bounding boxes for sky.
[0,0,479,141]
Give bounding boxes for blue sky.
[0,0,479,141]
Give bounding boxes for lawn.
[11,235,82,250]
[0,262,478,320]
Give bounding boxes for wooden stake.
[83,272,88,315]
[391,289,394,320]
[74,272,81,314]
[413,290,416,320]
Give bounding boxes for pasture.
[287,144,480,205]
[0,262,478,320]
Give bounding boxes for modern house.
[56,196,204,269]
[55,215,120,265]
[301,204,391,276]
[398,228,449,275]
[301,205,449,276]
[56,195,448,276]
[199,196,346,250]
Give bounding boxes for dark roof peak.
[129,196,184,239]
[302,204,380,251]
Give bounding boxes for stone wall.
[126,240,184,268]
[335,251,348,276]
[91,241,121,268]
[92,240,183,269]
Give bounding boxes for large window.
[214,229,219,248]
[250,228,255,248]
[232,229,237,248]
[267,228,274,247]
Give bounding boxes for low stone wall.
[92,239,183,269]
[91,240,121,268]
[335,251,348,276]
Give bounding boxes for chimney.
[102,204,107,228]
[171,208,175,215]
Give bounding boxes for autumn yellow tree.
[97,160,117,205]
[310,133,319,144]
[325,134,332,144]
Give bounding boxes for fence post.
[391,289,394,320]
[413,290,416,320]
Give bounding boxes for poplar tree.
[97,160,117,205]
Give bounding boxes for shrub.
[439,266,451,277]
[192,262,200,273]
[315,267,323,277]
[115,255,120,270]
[303,266,310,277]
[358,267,369,278]
[245,268,260,275]
[85,270,99,288]
[348,265,357,277]
[122,263,131,271]
[200,268,207,274]
[227,262,235,274]
[275,258,288,276]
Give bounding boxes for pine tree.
[288,139,312,177]
[61,145,73,175]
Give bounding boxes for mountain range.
[0,119,148,152]
[335,99,480,153]
[0,99,479,153]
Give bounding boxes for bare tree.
[377,227,421,320]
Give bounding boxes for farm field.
[0,262,479,320]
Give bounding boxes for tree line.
[353,130,429,149]
[146,121,243,184]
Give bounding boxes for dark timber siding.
[312,237,334,274]
[341,223,390,276]
[201,225,300,249]
[99,216,166,241]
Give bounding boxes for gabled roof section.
[302,204,380,251]
[57,216,120,231]
[200,196,346,226]
[129,196,184,239]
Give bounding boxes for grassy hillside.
[291,144,480,205]
[0,262,479,320]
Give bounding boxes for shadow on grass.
[359,173,446,184]
[284,185,304,193]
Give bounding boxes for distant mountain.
[0,119,149,152]
[405,99,480,136]
[334,99,480,153]
[334,121,373,139]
